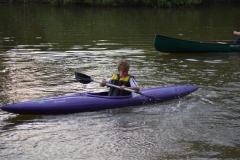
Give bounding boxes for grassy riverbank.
[1,0,240,7]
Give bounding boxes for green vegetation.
[1,0,240,7]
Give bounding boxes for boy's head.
[117,60,130,71]
[117,60,130,78]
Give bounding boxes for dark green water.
[0,4,240,159]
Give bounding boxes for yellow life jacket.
[108,74,132,96]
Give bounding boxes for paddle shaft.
[75,72,161,101]
[93,79,137,92]
[93,79,161,101]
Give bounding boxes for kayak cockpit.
[86,92,132,99]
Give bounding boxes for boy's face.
[119,69,129,78]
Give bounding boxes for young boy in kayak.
[100,60,140,96]
[233,31,240,44]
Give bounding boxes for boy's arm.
[122,77,140,91]
[234,31,240,36]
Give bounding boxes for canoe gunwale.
[156,34,235,45]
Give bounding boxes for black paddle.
[74,72,161,101]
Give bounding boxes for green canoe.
[154,34,240,53]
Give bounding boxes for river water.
[0,4,240,159]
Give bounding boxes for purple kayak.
[0,85,198,115]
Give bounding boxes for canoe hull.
[0,85,198,115]
[154,34,240,53]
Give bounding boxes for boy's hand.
[120,85,126,90]
[100,79,107,87]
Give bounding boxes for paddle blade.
[74,72,93,84]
